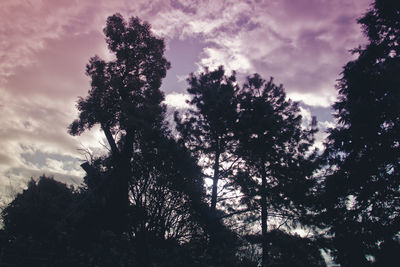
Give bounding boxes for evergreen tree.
[244,230,326,267]
[320,1,400,265]
[175,66,239,216]
[68,14,210,265]
[0,176,76,266]
[69,13,171,235]
[235,74,318,267]
[174,66,242,261]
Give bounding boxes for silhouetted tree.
[244,230,325,267]
[68,13,213,266]
[175,66,239,215]
[126,135,208,266]
[0,175,137,266]
[0,176,75,266]
[235,74,318,267]
[69,13,170,235]
[320,0,400,265]
[174,66,241,261]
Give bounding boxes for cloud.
[0,0,373,204]
[199,46,252,74]
[193,0,372,106]
[147,0,372,107]
[288,91,336,108]
[299,106,313,126]
[164,93,190,109]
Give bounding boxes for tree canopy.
[234,74,318,266]
[319,0,400,265]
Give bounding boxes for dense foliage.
[319,1,400,266]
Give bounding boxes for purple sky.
[0,0,373,202]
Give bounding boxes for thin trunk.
[260,165,268,267]
[209,150,220,254]
[210,150,220,214]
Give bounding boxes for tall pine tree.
[321,1,400,265]
[235,74,318,267]
[175,66,239,216]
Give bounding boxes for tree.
[0,176,75,266]
[69,13,170,234]
[320,0,400,265]
[175,66,239,216]
[125,135,208,266]
[68,14,213,265]
[235,74,318,267]
[174,66,242,261]
[0,175,138,266]
[244,230,326,267]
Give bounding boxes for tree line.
[1,0,399,266]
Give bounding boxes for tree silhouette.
[244,230,325,267]
[69,13,170,235]
[175,66,239,215]
[67,13,218,266]
[320,0,400,265]
[234,74,318,267]
[126,136,207,266]
[0,176,75,266]
[174,65,256,266]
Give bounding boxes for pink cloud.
[0,0,374,199]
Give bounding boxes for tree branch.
[102,124,119,156]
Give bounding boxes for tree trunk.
[114,131,134,234]
[210,150,220,214]
[102,124,119,155]
[209,150,220,256]
[101,124,133,235]
[113,153,130,234]
[261,165,268,267]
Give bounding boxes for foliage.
[245,230,326,267]
[0,176,75,266]
[175,66,239,213]
[320,0,400,265]
[69,14,170,138]
[234,74,318,266]
[174,66,253,267]
[68,13,173,237]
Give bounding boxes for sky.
[0,0,373,205]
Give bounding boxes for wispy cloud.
[0,0,373,198]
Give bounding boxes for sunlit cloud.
[288,91,337,108]
[164,93,190,109]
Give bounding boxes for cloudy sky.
[0,0,373,203]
